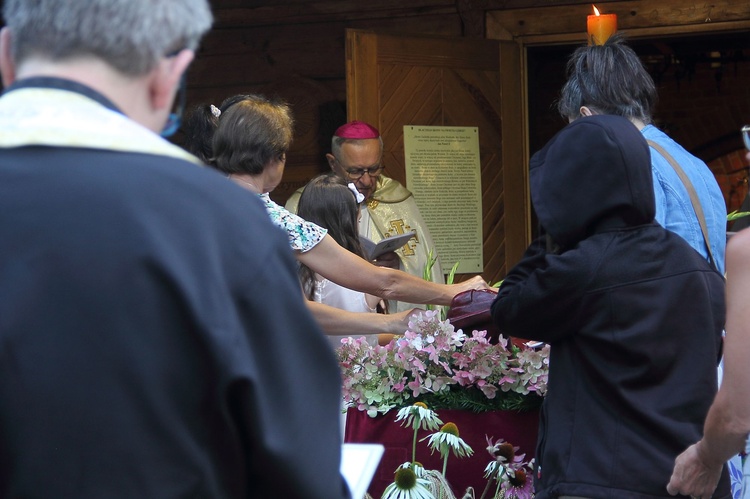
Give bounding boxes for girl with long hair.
[297,174,385,344]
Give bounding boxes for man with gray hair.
[0,1,349,498]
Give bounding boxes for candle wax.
[587,13,617,45]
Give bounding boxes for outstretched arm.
[298,235,490,306]
[306,299,419,336]
[668,228,750,498]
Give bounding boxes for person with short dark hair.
[558,34,727,274]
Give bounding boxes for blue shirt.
[643,125,727,273]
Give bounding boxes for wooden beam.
[486,0,750,41]
[212,0,456,28]
[499,40,531,267]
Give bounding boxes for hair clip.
[210,104,221,118]
[347,182,365,204]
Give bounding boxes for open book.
[340,443,384,499]
[369,232,416,260]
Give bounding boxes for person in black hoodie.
[491,115,730,499]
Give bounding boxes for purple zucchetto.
[333,120,380,139]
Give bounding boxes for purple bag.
[447,289,531,347]
[446,289,502,344]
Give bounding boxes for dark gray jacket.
[492,115,729,498]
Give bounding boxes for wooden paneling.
[183,5,464,207]
[346,29,524,283]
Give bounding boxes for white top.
[314,276,379,348]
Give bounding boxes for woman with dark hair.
[182,94,491,337]
[181,104,220,164]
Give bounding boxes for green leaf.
[423,248,437,282]
[727,210,750,221]
[446,261,459,286]
[423,248,439,311]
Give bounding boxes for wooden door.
[345,29,529,284]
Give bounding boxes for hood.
[530,114,655,248]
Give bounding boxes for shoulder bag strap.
[647,139,716,270]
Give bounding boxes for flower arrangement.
[336,310,549,418]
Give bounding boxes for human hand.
[372,250,400,270]
[666,442,723,499]
[383,307,423,335]
[454,275,494,294]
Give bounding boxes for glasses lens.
[347,165,382,179]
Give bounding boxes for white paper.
[340,443,384,499]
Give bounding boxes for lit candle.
[587,5,617,46]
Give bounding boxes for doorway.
[526,31,750,158]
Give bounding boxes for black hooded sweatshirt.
[491,115,729,498]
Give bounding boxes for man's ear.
[150,49,194,111]
[0,28,17,88]
[325,153,337,172]
[579,106,594,117]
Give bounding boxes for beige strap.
[647,139,716,269]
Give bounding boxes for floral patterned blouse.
[260,193,326,253]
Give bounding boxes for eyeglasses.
[342,163,384,180]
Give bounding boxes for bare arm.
[668,229,750,497]
[297,235,490,306]
[305,300,419,336]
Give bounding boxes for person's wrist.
[694,439,724,469]
[385,314,404,335]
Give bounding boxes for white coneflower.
[422,422,474,475]
[399,461,459,499]
[382,466,435,499]
[398,461,426,478]
[395,402,442,432]
[395,402,443,463]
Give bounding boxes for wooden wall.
[177,0,467,204]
